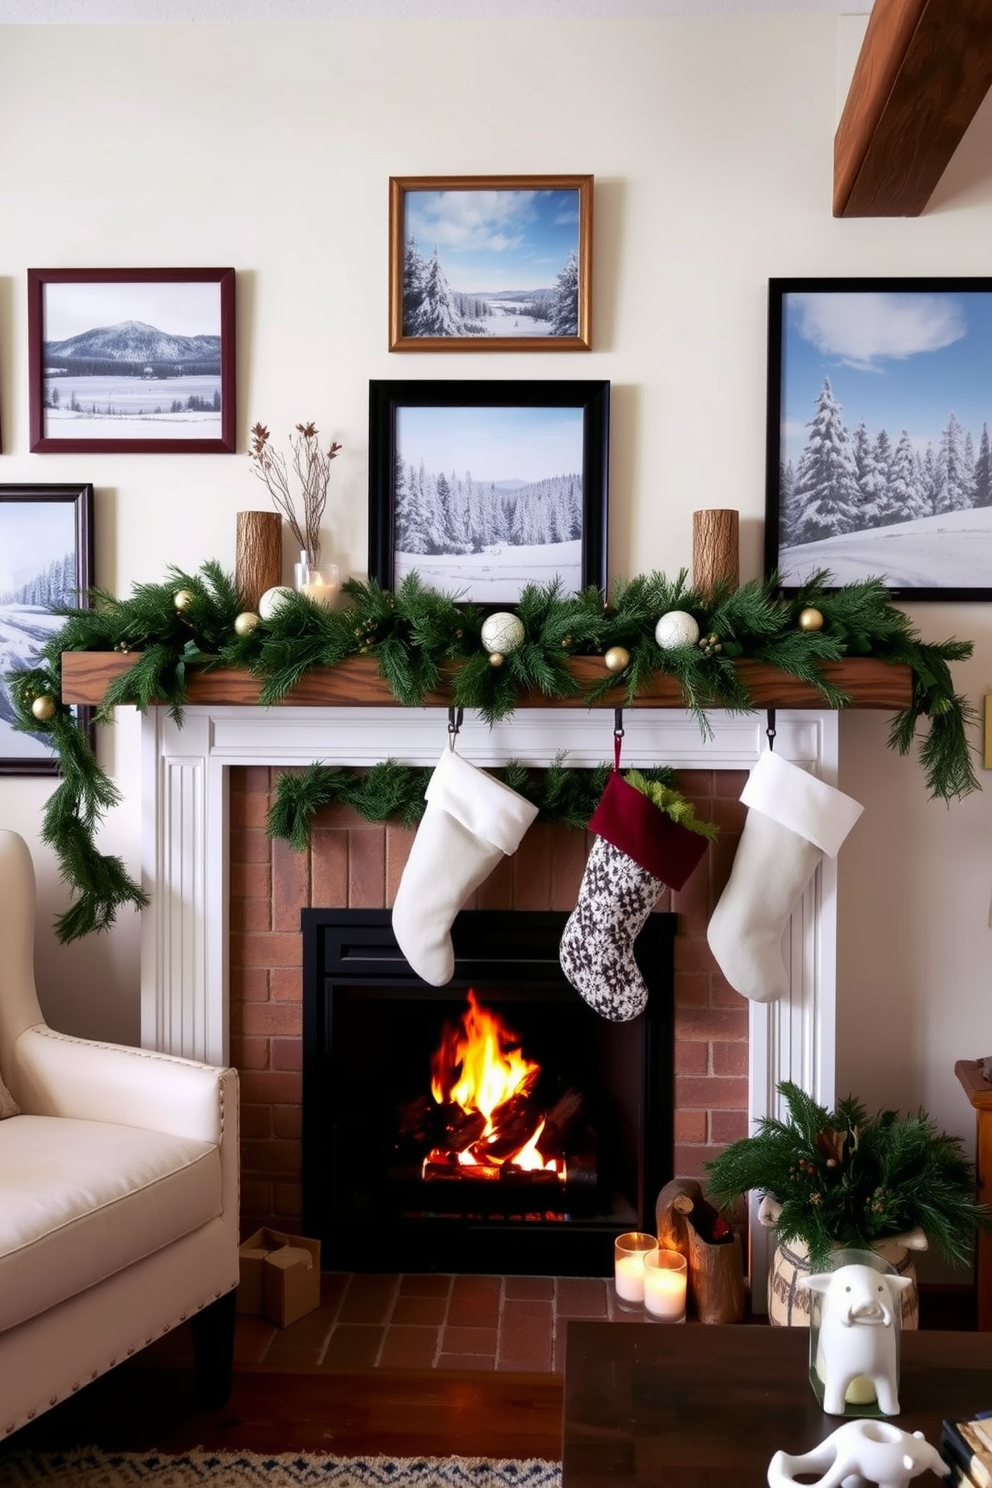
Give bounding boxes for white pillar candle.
[643,1248,687,1321]
[301,564,340,607]
[614,1232,658,1309]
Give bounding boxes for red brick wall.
[229,765,751,1238]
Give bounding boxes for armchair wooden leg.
[190,1290,237,1409]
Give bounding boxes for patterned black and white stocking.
[559,835,664,1023]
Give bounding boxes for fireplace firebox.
[301,908,675,1276]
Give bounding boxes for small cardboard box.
[238,1227,321,1325]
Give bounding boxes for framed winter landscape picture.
[0,483,93,775]
[27,267,236,454]
[368,379,609,605]
[388,175,593,352]
[767,277,992,600]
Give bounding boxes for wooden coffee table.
[562,1321,992,1488]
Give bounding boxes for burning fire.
[427,990,561,1177]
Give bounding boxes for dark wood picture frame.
[0,482,94,776]
[369,379,609,606]
[28,267,236,454]
[766,276,992,600]
[389,175,593,352]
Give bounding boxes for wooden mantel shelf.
[60,652,913,711]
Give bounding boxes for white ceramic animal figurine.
[800,1262,912,1416]
[767,1419,948,1488]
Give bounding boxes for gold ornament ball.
[173,589,196,611]
[798,606,824,632]
[31,695,57,722]
[488,652,505,667]
[234,611,261,637]
[604,645,630,673]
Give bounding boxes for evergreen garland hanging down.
[6,559,979,943]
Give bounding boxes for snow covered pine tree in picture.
[368,380,609,605]
[767,278,992,600]
[388,175,593,351]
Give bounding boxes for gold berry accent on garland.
[489,652,505,667]
[604,646,630,673]
[698,633,723,658]
[798,607,824,632]
[173,589,195,611]
[31,695,57,722]
[234,611,260,637]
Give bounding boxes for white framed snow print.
[368,379,609,606]
[767,277,992,599]
[28,267,236,453]
[0,483,93,775]
[388,175,593,352]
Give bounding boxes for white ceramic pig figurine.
[800,1261,912,1416]
[768,1419,948,1488]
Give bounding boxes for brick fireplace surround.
[229,766,751,1240]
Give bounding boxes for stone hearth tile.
[391,1293,448,1327]
[436,1351,495,1371]
[505,1276,554,1300]
[556,1277,609,1317]
[320,1272,351,1311]
[399,1273,453,1298]
[448,1275,501,1327]
[232,1312,277,1366]
[496,1298,554,1372]
[378,1325,440,1370]
[338,1273,399,1324]
[441,1323,498,1359]
[263,1303,335,1366]
[320,1324,384,1370]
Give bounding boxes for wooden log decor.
[235,510,283,610]
[655,1176,746,1324]
[692,509,739,596]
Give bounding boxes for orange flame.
[429,990,559,1174]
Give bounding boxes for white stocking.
[706,750,863,1003]
[392,748,538,987]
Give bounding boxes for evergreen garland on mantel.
[6,560,979,943]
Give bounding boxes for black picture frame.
[766,276,992,600]
[389,175,593,352]
[27,267,236,454]
[368,379,609,606]
[0,482,94,776]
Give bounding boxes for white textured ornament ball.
[480,611,525,656]
[31,695,57,722]
[654,610,700,649]
[234,610,261,637]
[258,586,296,621]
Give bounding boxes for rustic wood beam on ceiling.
[834,0,992,217]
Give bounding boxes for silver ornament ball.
[654,610,700,649]
[480,611,525,655]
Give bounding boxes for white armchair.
[0,830,240,1439]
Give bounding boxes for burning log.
[396,1092,434,1143]
[440,1104,487,1151]
[535,1088,583,1159]
[470,1090,542,1162]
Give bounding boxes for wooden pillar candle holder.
[236,511,283,611]
[692,509,740,597]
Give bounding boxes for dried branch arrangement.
[248,421,342,564]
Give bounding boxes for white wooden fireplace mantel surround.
[139,701,841,1299]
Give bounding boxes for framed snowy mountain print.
[388,176,593,352]
[766,277,992,600]
[0,483,93,775]
[27,268,236,454]
[368,379,609,606]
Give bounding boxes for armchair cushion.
[0,1114,222,1333]
[0,1069,18,1119]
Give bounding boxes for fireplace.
[301,907,675,1275]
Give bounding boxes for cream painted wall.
[3,17,992,1217]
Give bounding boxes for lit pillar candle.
[301,563,340,607]
[614,1232,658,1310]
[643,1248,688,1322]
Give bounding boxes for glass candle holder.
[642,1248,688,1323]
[808,1248,902,1416]
[614,1232,658,1311]
[296,561,340,608]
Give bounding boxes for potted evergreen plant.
[704,1080,991,1326]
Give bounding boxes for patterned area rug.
[0,1450,562,1488]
